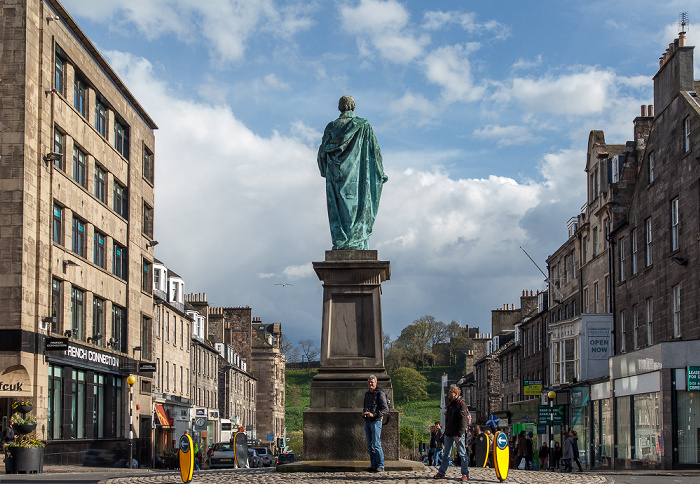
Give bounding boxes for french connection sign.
[64,345,120,368]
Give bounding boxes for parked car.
[248,449,261,468]
[254,447,273,466]
[276,452,297,465]
[209,442,236,468]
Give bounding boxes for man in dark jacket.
[434,385,470,481]
[363,375,389,472]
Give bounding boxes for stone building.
[608,32,700,469]
[152,262,194,456]
[0,0,157,465]
[472,333,514,424]
[251,319,286,451]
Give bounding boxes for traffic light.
[419,441,426,453]
[277,437,284,448]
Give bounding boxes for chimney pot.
[679,32,686,47]
[641,105,647,117]
[648,105,653,117]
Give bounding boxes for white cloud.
[61,0,313,64]
[473,124,535,147]
[423,44,486,103]
[512,55,543,71]
[253,73,291,92]
[500,68,616,115]
[340,0,429,63]
[422,10,510,39]
[388,91,439,119]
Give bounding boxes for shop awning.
[154,404,171,428]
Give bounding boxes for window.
[673,284,681,338]
[571,249,576,278]
[113,243,127,280]
[165,362,169,391]
[584,287,589,313]
[648,152,654,183]
[154,268,160,291]
[72,146,87,187]
[47,365,63,440]
[92,297,105,347]
[645,218,653,266]
[593,228,598,257]
[54,53,65,95]
[53,129,64,170]
[619,237,626,282]
[594,282,600,313]
[141,316,152,360]
[620,311,626,353]
[142,259,152,294]
[73,75,87,117]
[114,119,129,159]
[93,231,105,268]
[633,305,639,350]
[671,198,679,251]
[112,305,127,353]
[113,377,123,437]
[71,286,84,341]
[51,278,62,333]
[71,216,85,258]
[93,374,105,438]
[646,298,654,346]
[631,229,638,275]
[143,148,154,184]
[95,99,107,138]
[53,204,63,244]
[684,117,691,153]
[71,369,86,439]
[582,235,588,264]
[114,181,128,218]
[611,156,619,183]
[143,202,153,238]
[94,164,106,202]
[605,275,611,312]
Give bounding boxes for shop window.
[93,374,105,438]
[615,396,631,459]
[48,365,63,440]
[113,377,123,438]
[633,392,660,462]
[71,369,86,439]
[677,390,700,463]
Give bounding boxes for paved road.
[102,467,610,483]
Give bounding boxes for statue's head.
[338,95,355,112]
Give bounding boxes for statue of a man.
[318,95,388,250]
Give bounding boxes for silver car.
[248,449,261,468]
[209,442,236,468]
[254,447,273,467]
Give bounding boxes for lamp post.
[127,375,137,469]
[548,389,556,468]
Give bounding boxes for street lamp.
[127,375,137,469]
[548,389,556,465]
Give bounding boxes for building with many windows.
[0,0,158,464]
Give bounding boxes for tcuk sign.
[588,329,610,360]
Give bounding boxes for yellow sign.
[523,380,542,396]
[179,434,194,483]
[493,431,510,482]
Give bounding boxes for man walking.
[363,375,389,473]
[434,385,470,481]
[561,431,574,472]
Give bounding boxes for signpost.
[538,404,564,425]
[523,380,543,396]
[493,431,510,482]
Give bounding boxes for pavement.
[2,463,699,483]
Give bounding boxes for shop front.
[0,363,34,432]
[674,367,700,466]
[44,343,139,466]
[590,379,612,468]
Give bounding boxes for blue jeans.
[438,435,468,477]
[364,419,384,469]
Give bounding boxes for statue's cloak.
[318,111,388,250]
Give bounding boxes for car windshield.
[212,443,232,451]
[255,448,268,455]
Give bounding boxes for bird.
[275,283,293,287]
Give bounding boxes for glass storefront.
[615,396,631,459]
[634,392,660,462]
[677,390,700,464]
[570,386,589,466]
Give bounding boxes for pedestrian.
[434,421,444,467]
[552,441,562,471]
[362,374,389,473]
[428,425,437,466]
[468,425,481,467]
[3,424,15,445]
[516,430,527,469]
[571,430,583,472]
[526,431,538,470]
[433,385,470,481]
[192,438,200,470]
[539,441,549,471]
[561,431,574,472]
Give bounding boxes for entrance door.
[139,416,152,468]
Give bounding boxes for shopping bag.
[518,457,526,470]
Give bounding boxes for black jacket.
[363,387,389,421]
[443,397,470,437]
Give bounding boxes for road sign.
[266,433,274,442]
[538,404,564,425]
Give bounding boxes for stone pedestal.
[303,250,399,461]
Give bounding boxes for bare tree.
[298,339,320,375]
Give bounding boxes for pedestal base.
[303,408,399,461]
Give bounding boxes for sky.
[60,0,700,346]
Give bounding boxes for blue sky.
[61,0,700,346]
